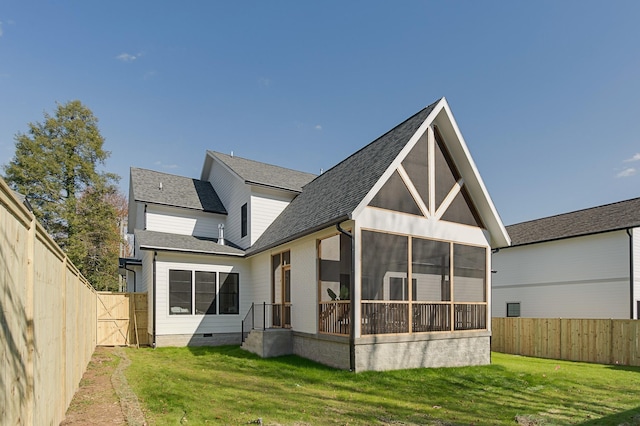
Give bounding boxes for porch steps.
[241,328,293,358]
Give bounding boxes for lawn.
[124,346,640,425]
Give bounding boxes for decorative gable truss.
[354,98,508,248]
[367,125,482,228]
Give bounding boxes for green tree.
[3,100,123,290]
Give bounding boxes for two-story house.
[124,97,510,371]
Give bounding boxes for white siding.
[357,206,491,247]
[154,252,249,336]
[140,250,154,334]
[634,228,640,319]
[289,236,319,334]
[250,188,294,246]
[207,160,251,248]
[492,231,630,319]
[145,204,224,238]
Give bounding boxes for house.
[124,97,510,371]
[492,198,640,319]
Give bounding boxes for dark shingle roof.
[135,230,245,256]
[247,101,439,255]
[506,197,640,247]
[130,168,226,214]
[210,151,316,193]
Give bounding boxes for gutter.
[336,222,356,372]
[627,228,634,319]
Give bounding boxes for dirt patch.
[61,347,146,426]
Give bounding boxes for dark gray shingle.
[247,101,439,255]
[135,230,245,256]
[506,197,640,247]
[130,168,226,214]
[210,151,317,193]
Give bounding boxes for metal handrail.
[241,302,292,343]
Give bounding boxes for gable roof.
[505,197,640,247]
[130,167,226,214]
[246,100,440,255]
[204,151,317,193]
[247,97,511,255]
[135,230,245,256]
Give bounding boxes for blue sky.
[1,1,639,225]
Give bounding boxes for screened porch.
[318,230,488,336]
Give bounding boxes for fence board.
[1,177,97,425]
[492,317,640,366]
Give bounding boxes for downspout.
[336,223,356,372]
[627,229,634,319]
[153,251,157,348]
[124,265,137,292]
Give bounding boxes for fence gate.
[97,292,148,346]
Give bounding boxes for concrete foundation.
[241,329,293,358]
[292,332,350,370]
[155,332,241,347]
[354,331,491,371]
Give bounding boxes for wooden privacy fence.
[97,292,148,347]
[0,178,98,425]
[492,317,640,366]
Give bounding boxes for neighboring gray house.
[124,97,510,371]
[492,198,640,319]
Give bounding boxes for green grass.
[124,347,640,425]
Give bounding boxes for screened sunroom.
[317,125,490,338]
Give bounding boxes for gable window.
[506,302,521,318]
[220,272,240,314]
[169,270,192,315]
[241,203,248,238]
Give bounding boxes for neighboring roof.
[135,230,245,256]
[505,197,640,247]
[207,151,317,193]
[247,100,440,255]
[130,167,226,214]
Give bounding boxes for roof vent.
[159,182,163,190]
[231,151,234,157]
[218,223,225,246]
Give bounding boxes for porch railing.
[361,302,487,335]
[319,301,350,335]
[241,302,291,343]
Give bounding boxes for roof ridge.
[131,166,202,181]
[508,196,640,227]
[209,151,317,177]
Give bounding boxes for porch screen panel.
[440,186,483,228]
[434,133,460,210]
[411,238,450,301]
[195,271,216,315]
[453,244,486,302]
[319,234,351,301]
[169,270,192,315]
[368,171,422,216]
[361,231,408,300]
[401,134,429,210]
[219,272,239,314]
